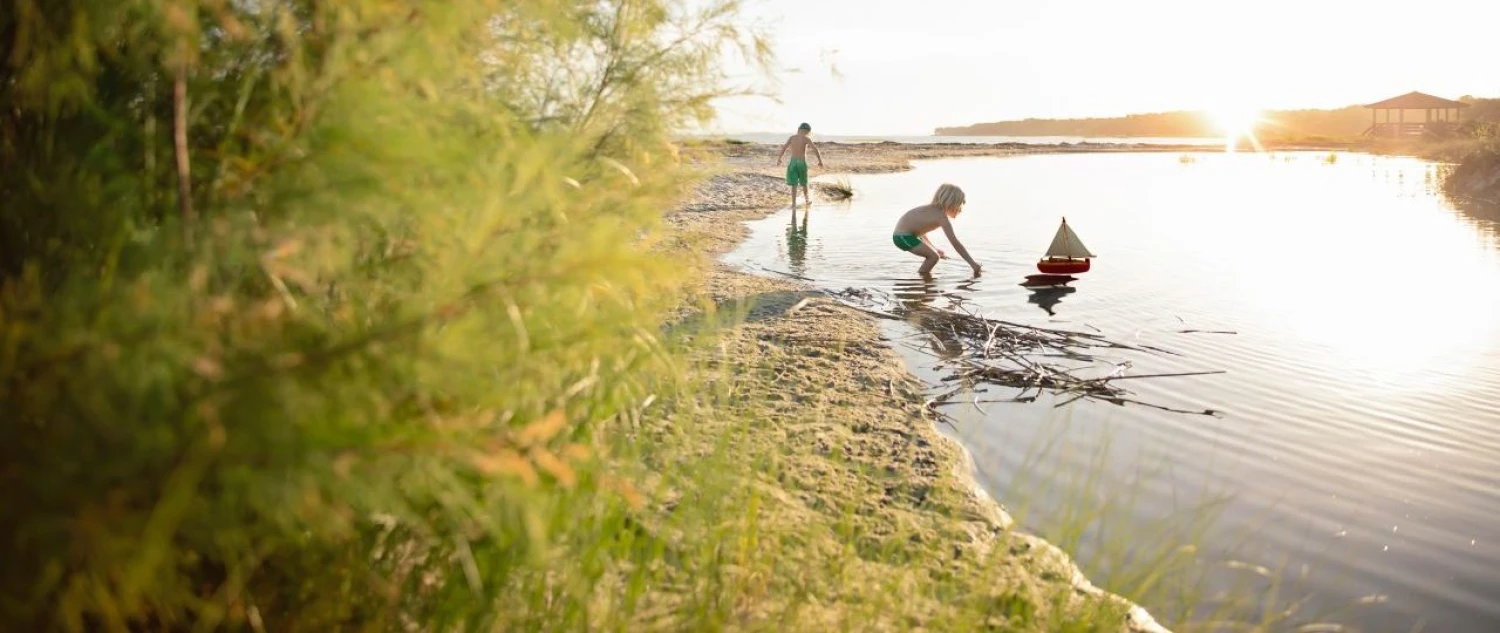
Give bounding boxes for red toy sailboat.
[1035,217,1094,275]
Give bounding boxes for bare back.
[784,134,813,159]
[892,204,950,236]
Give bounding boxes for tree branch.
[174,62,196,243]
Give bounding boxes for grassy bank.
[1443,144,1500,203]
[651,212,1162,630]
[1352,129,1500,202]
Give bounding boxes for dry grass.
[818,176,856,201]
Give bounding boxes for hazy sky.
[708,0,1500,135]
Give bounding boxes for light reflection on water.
[725,152,1500,632]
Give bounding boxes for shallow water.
[724,152,1500,632]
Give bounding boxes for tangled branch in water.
[821,287,1225,417]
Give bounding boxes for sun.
[1208,107,1264,151]
[1210,107,1261,136]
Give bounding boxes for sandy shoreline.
[682,138,1352,177]
[666,142,1169,631]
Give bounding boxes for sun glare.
[1210,107,1263,152]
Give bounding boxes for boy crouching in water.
[892,183,982,276]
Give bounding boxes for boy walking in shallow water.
[892,183,982,276]
[775,122,824,208]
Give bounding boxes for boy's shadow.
[786,208,810,275]
[891,276,968,360]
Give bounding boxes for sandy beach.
[681,138,1354,178]
[663,142,1168,631]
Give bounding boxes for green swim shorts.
[892,233,923,251]
[786,157,809,186]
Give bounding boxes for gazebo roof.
[1364,91,1470,110]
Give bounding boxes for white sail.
[1044,219,1095,259]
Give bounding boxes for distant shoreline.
[681,138,1359,178]
[703,132,1233,147]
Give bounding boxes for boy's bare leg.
[790,186,798,209]
[908,243,941,275]
[802,185,811,208]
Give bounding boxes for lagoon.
[726,152,1500,631]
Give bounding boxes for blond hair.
[931,183,966,210]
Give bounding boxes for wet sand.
[660,142,1169,631]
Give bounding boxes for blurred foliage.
[0,0,768,629]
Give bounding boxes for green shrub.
[0,0,765,630]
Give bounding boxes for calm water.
[723,152,1500,632]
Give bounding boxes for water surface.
[724,152,1500,632]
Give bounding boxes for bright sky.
[708,0,1500,135]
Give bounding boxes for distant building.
[1363,91,1469,137]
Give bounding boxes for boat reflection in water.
[1026,285,1077,316]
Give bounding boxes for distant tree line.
[937,98,1500,141]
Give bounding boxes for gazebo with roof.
[1363,91,1469,137]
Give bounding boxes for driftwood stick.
[982,322,1001,354]
[996,319,1107,340]
[1114,398,1223,417]
[1096,370,1227,382]
[760,266,814,281]
[1053,392,1090,408]
[931,398,1031,407]
[173,62,195,243]
[823,296,904,322]
[923,385,964,409]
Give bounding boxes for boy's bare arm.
[775,138,791,164]
[940,219,981,271]
[810,142,824,166]
[919,233,947,258]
